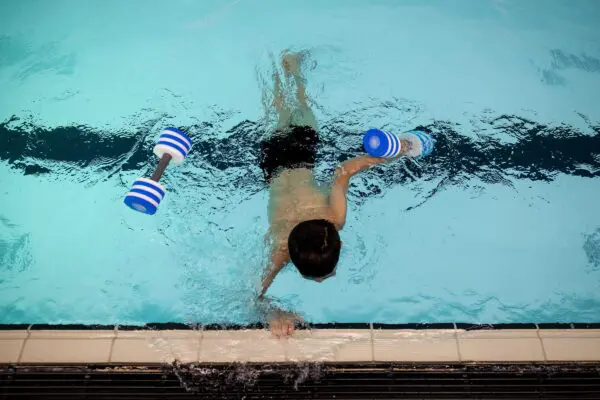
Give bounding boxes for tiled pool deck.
[1,323,599,364]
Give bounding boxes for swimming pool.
[1,0,599,325]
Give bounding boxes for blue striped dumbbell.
[363,128,434,158]
[123,127,193,215]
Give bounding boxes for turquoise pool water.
[1,0,599,325]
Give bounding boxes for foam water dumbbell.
[123,127,193,215]
[363,128,435,158]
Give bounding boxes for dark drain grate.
[2,363,600,399]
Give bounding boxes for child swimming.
[258,50,416,337]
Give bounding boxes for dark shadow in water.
[1,113,599,188]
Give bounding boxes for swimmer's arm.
[329,155,393,228]
[257,248,303,337]
[259,246,289,299]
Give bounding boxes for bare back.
[267,168,333,252]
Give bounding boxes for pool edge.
[1,325,599,364]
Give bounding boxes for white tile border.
[0,328,599,364]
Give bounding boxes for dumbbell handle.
[151,153,172,182]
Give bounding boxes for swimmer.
[259,50,414,337]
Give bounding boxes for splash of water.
[168,360,326,394]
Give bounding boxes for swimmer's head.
[288,219,341,282]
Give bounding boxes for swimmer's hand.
[330,153,403,229]
[269,310,303,338]
[255,292,302,338]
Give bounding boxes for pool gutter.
[1,323,600,398]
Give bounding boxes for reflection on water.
[583,228,600,271]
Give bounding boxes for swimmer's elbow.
[338,156,387,180]
[334,217,346,230]
[333,167,351,190]
[332,208,347,230]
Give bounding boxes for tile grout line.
[453,322,463,362]
[16,325,33,364]
[108,325,118,363]
[535,323,548,362]
[196,325,203,363]
[369,322,374,362]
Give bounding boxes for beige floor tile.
[157,330,202,339]
[200,337,286,363]
[21,339,112,363]
[309,329,372,339]
[286,338,372,362]
[200,329,288,362]
[539,330,600,338]
[111,337,185,363]
[29,330,115,339]
[284,329,372,362]
[284,339,336,362]
[166,339,201,363]
[287,330,313,339]
[543,338,600,361]
[0,340,25,363]
[334,340,373,362]
[116,330,201,340]
[457,330,539,339]
[459,338,545,361]
[374,329,457,340]
[201,329,271,340]
[116,330,163,339]
[157,331,202,363]
[373,332,459,362]
[115,333,200,362]
[0,331,29,340]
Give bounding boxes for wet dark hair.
[287,219,341,279]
